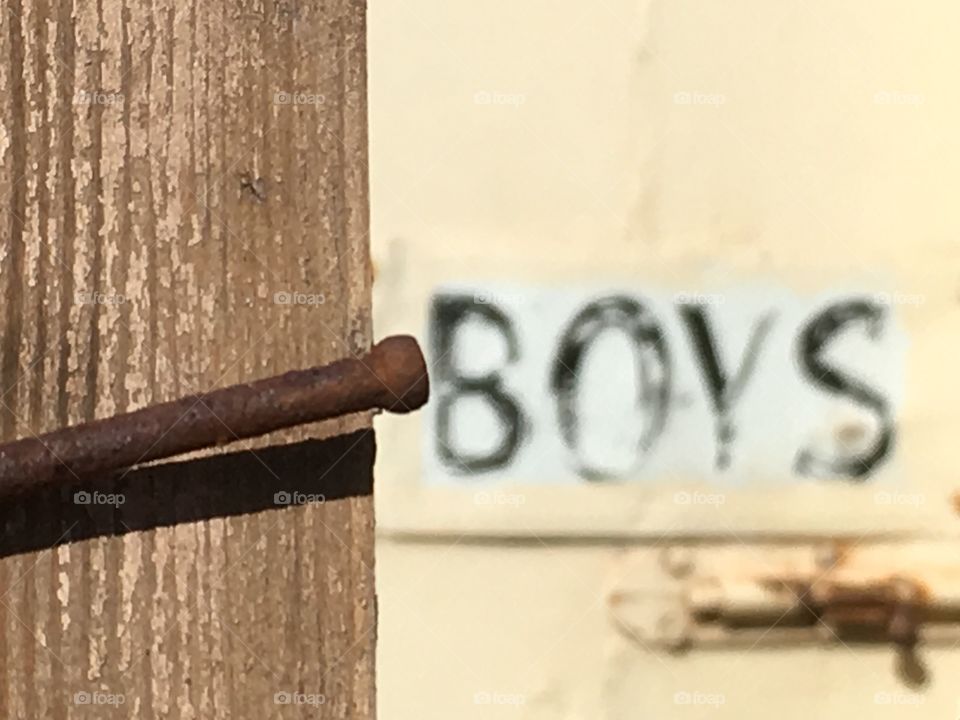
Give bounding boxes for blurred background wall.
[368,1,960,717]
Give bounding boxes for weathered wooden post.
[0,0,375,716]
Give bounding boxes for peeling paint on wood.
[0,0,374,717]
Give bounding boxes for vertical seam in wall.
[54,0,78,430]
[114,0,134,412]
[29,0,52,433]
[81,0,106,423]
[2,0,28,440]
[51,3,77,716]
[333,25,352,347]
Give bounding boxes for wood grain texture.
[0,0,375,717]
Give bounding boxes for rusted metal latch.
[683,569,926,650]
[608,543,960,682]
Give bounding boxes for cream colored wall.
[369,1,960,717]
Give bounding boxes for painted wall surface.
[370,1,960,717]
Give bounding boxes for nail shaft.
[0,335,429,497]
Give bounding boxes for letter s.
[795,299,894,480]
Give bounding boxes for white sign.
[424,285,907,486]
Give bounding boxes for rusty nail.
[655,610,691,651]
[815,544,838,570]
[887,577,922,648]
[0,335,429,498]
[951,491,960,516]
[660,546,696,578]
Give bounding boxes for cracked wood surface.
[0,0,375,716]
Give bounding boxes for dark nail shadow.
[0,429,375,560]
